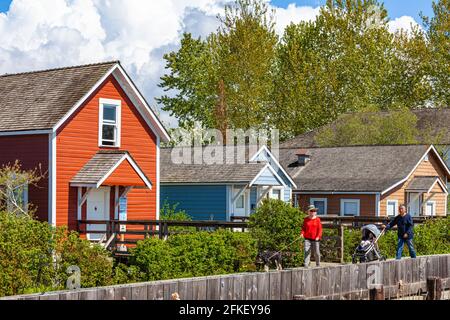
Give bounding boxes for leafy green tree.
[158,0,277,135]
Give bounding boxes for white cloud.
[388,15,422,35]
[272,3,321,36]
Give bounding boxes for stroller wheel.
[352,255,357,264]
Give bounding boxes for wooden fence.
[2,254,448,301]
[78,216,439,262]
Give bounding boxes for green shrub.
[0,212,55,297]
[53,227,114,289]
[248,199,305,267]
[130,229,257,281]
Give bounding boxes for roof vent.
[296,149,310,166]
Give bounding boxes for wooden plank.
[206,277,220,300]
[269,271,281,300]
[244,273,258,300]
[291,269,304,297]
[192,278,208,300]
[419,257,427,282]
[39,293,60,300]
[219,276,233,300]
[330,266,342,297]
[163,281,179,300]
[97,287,115,300]
[131,284,148,300]
[178,280,193,300]
[302,268,313,298]
[340,265,351,298]
[280,270,292,300]
[79,289,98,300]
[59,291,80,300]
[256,273,269,300]
[232,275,245,300]
[319,267,331,297]
[114,285,132,301]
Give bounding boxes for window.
[340,199,360,216]
[310,198,327,215]
[6,184,28,213]
[236,194,245,209]
[386,200,398,217]
[424,154,429,162]
[425,201,436,216]
[270,188,283,200]
[99,98,121,147]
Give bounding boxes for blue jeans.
[396,237,417,260]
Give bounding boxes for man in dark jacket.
[384,204,417,260]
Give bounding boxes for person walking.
[384,204,417,260]
[300,205,323,268]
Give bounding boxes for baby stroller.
[352,224,386,264]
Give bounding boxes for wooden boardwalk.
[3,254,449,300]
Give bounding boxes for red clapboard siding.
[103,160,147,187]
[56,75,157,230]
[0,134,49,222]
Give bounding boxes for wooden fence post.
[338,224,345,264]
[369,285,385,300]
[426,277,442,300]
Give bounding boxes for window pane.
[236,194,244,208]
[343,201,358,215]
[271,190,281,200]
[313,200,325,215]
[103,105,116,122]
[426,203,434,216]
[102,124,115,142]
[387,202,396,216]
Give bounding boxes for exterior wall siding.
[56,76,157,229]
[160,185,227,221]
[0,134,49,222]
[253,167,281,185]
[380,152,448,216]
[296,194,376,216]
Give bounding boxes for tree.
[158,0,278,135]
[314,108,447,148]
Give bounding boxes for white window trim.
[310,198,328,215]
[270,186,284,201]
[99,98,122,148]
[386,199,399,217]
[425,200,436,216]
[340,199,360,216]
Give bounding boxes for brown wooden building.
[279,145,450,217]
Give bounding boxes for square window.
[341,199,360,216]
[311,198,327,215]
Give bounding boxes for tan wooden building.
[279,145,450,217]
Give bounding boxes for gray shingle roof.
[160,147,267,184]
[71,150,151,186]
[405,176,440,192]
[0,61,118,132]
[279,145,431,192]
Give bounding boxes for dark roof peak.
[0,60,119,78]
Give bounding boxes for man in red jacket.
[300,205,323,268]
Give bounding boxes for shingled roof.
[71,150,152,188]
[281,108,450,148]
[160,147,269,184]
[0,61,118,132]
[278,145,437,193]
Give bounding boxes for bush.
[248,199,305,267]
[130,229,257,281]
[53,227,114,289]
[0,212,55,297]
[0,212,114,297]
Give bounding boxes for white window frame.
[425,201,436,216]
[7,184,28,213]
[340,199,360,216]
[270,187,284,201]
[386,199,398,217]
[99,98,122,148]
[310,198,328,215]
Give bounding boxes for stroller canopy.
[361,224,381,238]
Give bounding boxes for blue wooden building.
[160,145,296,221]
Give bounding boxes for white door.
[408,193,421,216]
[233,188,248,216]
[87,187,110,241]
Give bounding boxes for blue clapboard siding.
[160,185,227,221]
[253,167,282,185]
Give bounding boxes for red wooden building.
[0,61,170,238]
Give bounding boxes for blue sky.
[270,0,435,22]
